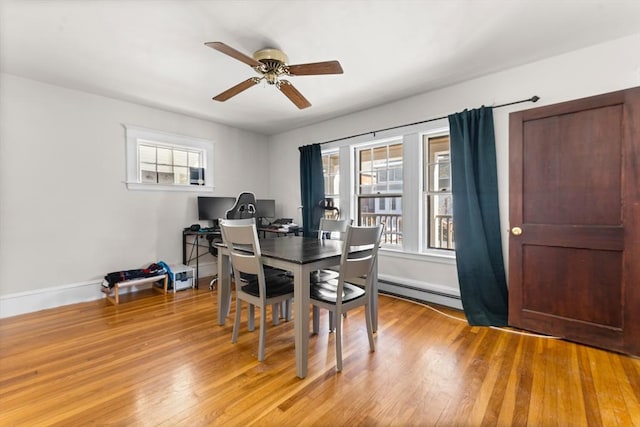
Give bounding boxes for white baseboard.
[0,261,218,319]
[0,265,457,319]
[378,274,463,310]
[0,279,106,318]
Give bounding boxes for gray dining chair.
[311,218,352,331]
[219,219,294,361]
[309,224,383,372]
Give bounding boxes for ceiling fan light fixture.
[206,42,343,109]
[253,48,288,64]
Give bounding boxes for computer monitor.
[197,196,236,225]
[256,199,276,219]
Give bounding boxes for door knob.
[511,226,523,236]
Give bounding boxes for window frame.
[321,150,341,217]
[354,139,404,248]
[124,125,214,192]
[422,131,455,252]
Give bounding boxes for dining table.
[216,235,378,379]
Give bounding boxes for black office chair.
[225,191,258,220]
[208,192,258,290]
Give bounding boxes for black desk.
[182,228,221,287]
[258,226,300,238]
[216,236,378,379]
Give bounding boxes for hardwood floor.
[1,279,639,426]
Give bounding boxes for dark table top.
[258,236,344,264]
[217,236,345,265]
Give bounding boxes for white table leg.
[293,264,310,378]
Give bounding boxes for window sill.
[126,182,214,192]
[379,247,456,265]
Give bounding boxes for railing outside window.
[361,212,403,245]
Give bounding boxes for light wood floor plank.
[1,282,639,426]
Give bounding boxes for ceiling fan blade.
[212,78,260,102]
[277,80,311,109]
[287,60,343,76]
[205,42,262,68]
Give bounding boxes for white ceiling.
[2,0,639,135]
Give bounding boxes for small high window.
[124,125,214,191]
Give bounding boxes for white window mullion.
[401,133,420,252]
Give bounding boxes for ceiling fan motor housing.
[253,48,289,84]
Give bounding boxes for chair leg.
[335,309,343,372]
[272,303,280,326]
[284,299,292,321]
[365,303,375,352]
[312,306,320,334]
[226,291,232,318]
[279,300,290,322]
[329,311,335,332]
[248,304,255,331]
[258,306,267,361]
[232,299,242,343]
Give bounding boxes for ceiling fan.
[205,41,343,109]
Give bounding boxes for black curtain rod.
[315,95,540,146]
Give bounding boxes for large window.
[125,125,214,191]
[424,134,454,250]
[356,141,403,246]
[322,151,340,218]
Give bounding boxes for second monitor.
[255,199,275,219]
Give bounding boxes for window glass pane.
[140,162,156,172]
[188,152,200,168]
[372,146,387,167]
[157,171,174,184]
[330,174,340,195]
[329,154,340,174]
[429,194,454,249]
[388,143,403,160]
[139,145,156,164]
[374,183,387,193]
[358,196,402,246]
[360,148,372,172]
[357,141,403,247]
[157,147,172,165]
[425,134,454,251]
[360,170,375,187]
[175,166,189,184]
[360,184,374,195]
[428,163,451,192]
[174,150,188,166]
[141,170,157,183]
[157,164,172,173]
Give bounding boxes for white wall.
[0,74,269,314]
[267,34,640,307]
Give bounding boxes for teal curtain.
[299,144,325,238]
[448,106,508,326]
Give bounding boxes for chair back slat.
[219,218,266,295]
[336,224,384,297]
[318,218,352,240]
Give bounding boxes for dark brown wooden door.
[508,87,640,356]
